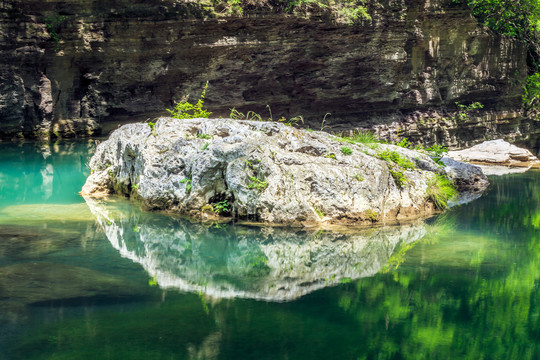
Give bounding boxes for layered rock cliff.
[1,0,538,153]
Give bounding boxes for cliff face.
[1,0,538,152]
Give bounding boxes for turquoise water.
[0,141,538,359]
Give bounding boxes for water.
[0,141,538,360]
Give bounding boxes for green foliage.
[523,73,540,119]
[395,137,412,149]
[364,209,379,221]
[44,15,67,52]
[213,0,371,25]
[245,158,268,191]
[147,121,157,135]
[354,173,364,182]
[456,101,484,111]
[324,152,337,160]
[466,0,540,41]
[247,176,268,191]
[216,0,244,16]
[338,0,371,24]
[464,0,540,112]
[425,144,448,158]
[314,207,325,218]
[339,130,378,145]
[320,112,331,131]
[148,276,158,287]
[201,204,214,213]
[197,133,211,139]
[341,146,353,155]
[389,168,409,188]
[213,200,229,214]
[201,142,210,151]
[278,115,304,127]
[180,177,192,192]
[244,159,261,171]
[230,106,302,126]
[229,108,264,121]
[455,101,484,122]
[167,82,212,119]
[375,150,416,170]
[374,150,415,188]
[284,0,370,24]
[427,174,458,210]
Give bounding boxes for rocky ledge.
[447,139,540,176]
[81,118,488,225]
[448,139,540,167]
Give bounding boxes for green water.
[0,141,538,360]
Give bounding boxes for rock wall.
[1,0,539,152]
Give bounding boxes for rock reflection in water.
[85,198,427,301]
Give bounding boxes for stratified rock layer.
[81,117,488,225]
[1,0,539,154]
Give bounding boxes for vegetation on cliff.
[213,0,371,23]
[464,0,540,118]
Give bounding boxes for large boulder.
[81,117,488,225]
[447,139,540,167]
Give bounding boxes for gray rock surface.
[439,157,489,191]
[447,139,540,167]
[81,117,488,225]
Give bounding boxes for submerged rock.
[81,118,488,225]
[447,139,540,168]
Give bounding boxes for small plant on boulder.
[167,82,211,119]
[213,200,229,214]
[427,174,458,210]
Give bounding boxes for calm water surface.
[0,141,538,360]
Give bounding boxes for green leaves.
[427,174,458,210]
[44,15,67,52]
[167,82,212,119]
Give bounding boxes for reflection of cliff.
[85,198,427,301]
[0,141,94,207]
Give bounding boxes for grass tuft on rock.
[376,150,416,169]
[427,175,458,210]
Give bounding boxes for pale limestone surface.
[81,118,488,225]
[447,139,540,167]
